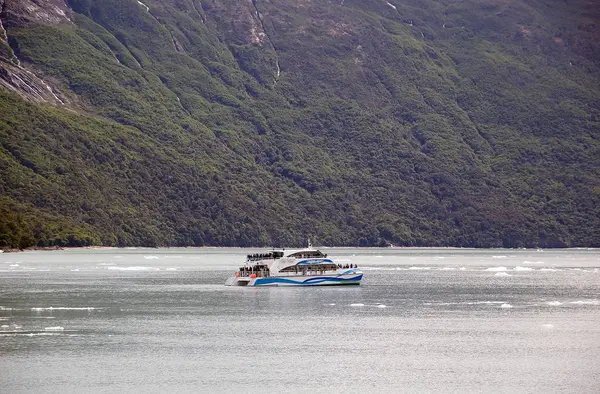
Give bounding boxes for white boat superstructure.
[225,248,362,286]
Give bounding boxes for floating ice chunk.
[408,266,432,270]
[44,326,64,331]
[1,325,9,328]
[486,266,507,271]
[540,268,559,272]
[492,255,508,259]
[513,266,534,271]
[494,272,512,277]
[500,303,513,308]
[376,304,387,308]
[31,307,96,311]
[547,301,563,306]
[165,268,177,271]
[328,303,336,306]
[144,256,159,260]
[570,300,600,305]
[350,303,365,307]
[523,261,544,265]
[108,266,159,271]
[9,264,19,267]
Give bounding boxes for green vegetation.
[1,0,599,248]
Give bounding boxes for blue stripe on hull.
[252,274,362,286]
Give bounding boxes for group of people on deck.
[339,263,357,269]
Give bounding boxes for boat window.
[279,263,338,272]
[287,250,325,258]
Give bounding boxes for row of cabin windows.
[279,264,338,273]
[287,250,327,258]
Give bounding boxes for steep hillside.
[1,0,599,248]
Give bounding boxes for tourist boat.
[224,246,362,286]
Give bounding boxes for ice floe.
[494,272,512,277]
[107,266,160,271]
[500,303,513,308]
[486,266,508,271]
[31,307,96,311]
[44,326,65,331]
[570,300,599,306]
[513,266,534,271]
[350,303,365,307]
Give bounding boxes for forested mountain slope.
[1,0,599,248]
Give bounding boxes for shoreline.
[2,245,599,253]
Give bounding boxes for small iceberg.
[44,326,65,331]
[500,303,513,309]
[570,300,600,306]
[494,272,512,277]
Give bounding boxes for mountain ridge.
[1,0,599,248]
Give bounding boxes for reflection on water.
[1,248,600,392]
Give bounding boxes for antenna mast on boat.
[307,236,312,249]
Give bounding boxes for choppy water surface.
[1,248,599,393]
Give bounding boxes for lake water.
[1,248,599,393]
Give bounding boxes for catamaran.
[225,246,362,286]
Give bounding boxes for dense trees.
[1,0,599,248]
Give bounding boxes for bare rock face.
[1,0,72,30]
[0,65,65,104]
[0,0,70,104]
[203,0,266,46]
